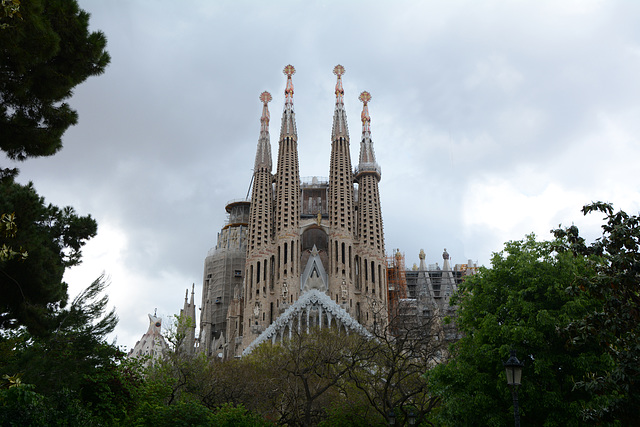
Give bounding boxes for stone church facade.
[194,65,387,359]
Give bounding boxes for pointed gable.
[242,289,372,356]
[300,245,328,292]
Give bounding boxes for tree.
[0,0,109,163]
[338,304,445,426]
[553,202,640,423]
[0,275,135,425]
[0,212,27,262]
[239,312,445,426]
[0,0,21,30]
[427,235,609,426]
[244,328,366,426]
[209,403,272,427]
[0,176,97,335]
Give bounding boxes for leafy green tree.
[428,235,610,426]
[0,379,49,426]
[0,212,26,262]
[553,202,640,423]
[0,0,21,30]
[209,403,272,427]
[131,400,215,427]
[244,328,368,426]
[0,275,135,425]
[0,177,97,334]
[322,303,446,427]
[0,0,109,163]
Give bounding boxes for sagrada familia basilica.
[130,65,477,361]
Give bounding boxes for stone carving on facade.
[243,289,372,356]
[300,245,328,292]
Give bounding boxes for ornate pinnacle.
[358,91,371,104]
[283,64,296,77]
[356,90,380,179]
[333,65,345,105]
[280,65,297,138]
[259,91,272,133]
[283,64,295,106]
[359,91,371,134]
[260,91,272,105]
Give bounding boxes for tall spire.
[357,91,380,180]
[331,65,349,140]
[280,64,297,139]
[328,64,354,236]
[355,89,385,290]
[254,91,272,170]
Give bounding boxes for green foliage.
[318,400,384,426]
[131,348,270,426]
[0,177,97,335]
[340,307,444,427]
[132,400,214,427]
[428,234,609,426]
[0,382,49,426]
[0,0,109,161]
[244,328,364,426]
[0,0,21,30]
[553,202,640,423]
[0,213,27,262]
[0,276,135,425]
[210,403,272,427]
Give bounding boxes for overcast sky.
[9,0,640,350]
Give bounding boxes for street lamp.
[388,410,396,426]
[407,411,416,426]
[503,350,524,427]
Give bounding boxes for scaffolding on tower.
[386,249,408,320]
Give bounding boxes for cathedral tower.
[355,91,387,324]
[243,91,275,340]
[243,65,302,344]
[327,65,356,305]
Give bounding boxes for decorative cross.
[333,64,345,77]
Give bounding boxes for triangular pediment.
[242,289,371,356]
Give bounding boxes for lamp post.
[388,410,396,426]
[503,350,524,427]
[407,411,416,426]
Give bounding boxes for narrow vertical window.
[371,261,375,284]
[256,261,261,283]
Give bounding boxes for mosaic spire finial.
[280,65,297,139]
[359,91,371,135]
[255,91,273,170]
[331,65,349,139]
[356,90,380,179]
[333,65,345,105]
[259,91,272,133]
[283,64,295,106]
